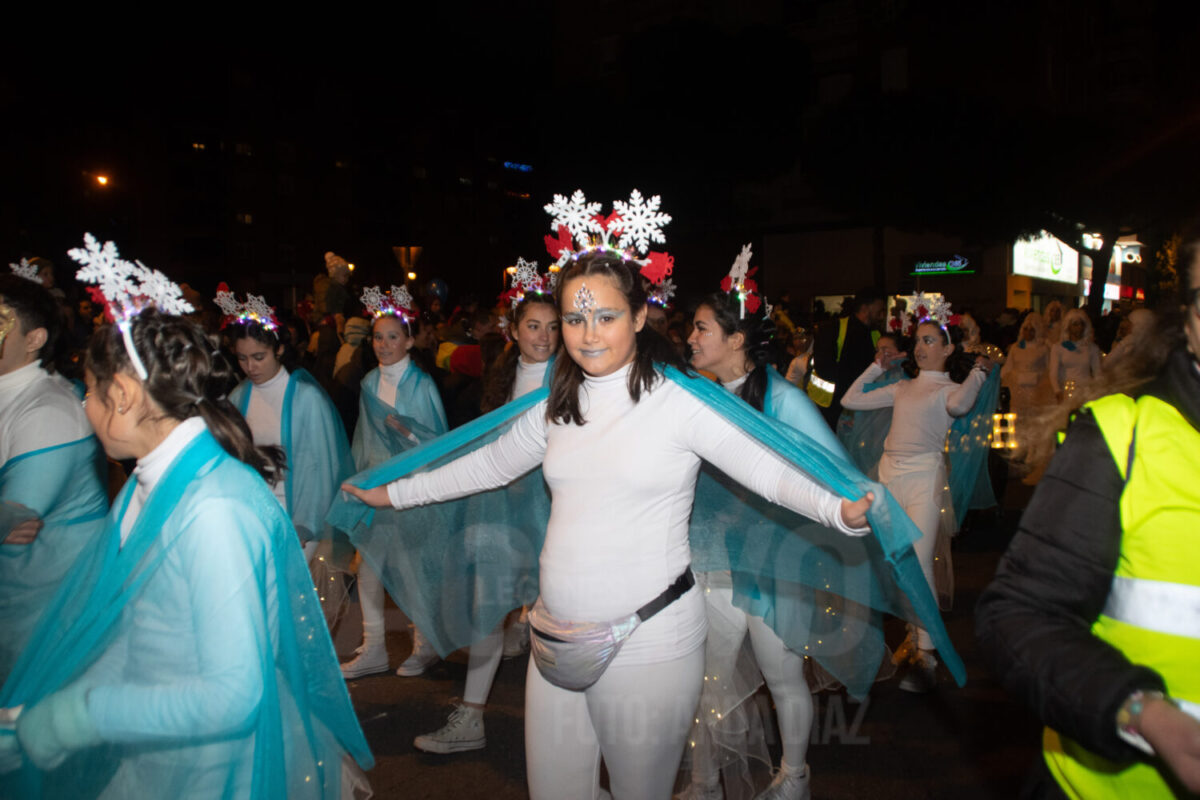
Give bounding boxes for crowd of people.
[0,195,1196,799]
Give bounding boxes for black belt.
[636,566,695,622]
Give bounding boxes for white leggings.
[525,647,705,800]
[464,625,504,706]
[879,454,945,650]
[357,561,388,643]
[694,576,813,781]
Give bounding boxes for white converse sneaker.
[754,762,810,800]
[674,779,724,800]
[898,650,939,694]
[413,702,486,754]
[340,643,389,679]
[396,628,438,677]
[502,615,530,658]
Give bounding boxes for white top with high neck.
[121,417,207,546]
[387,363,860,665]
[376,356,411,408]
[841,363,987,458]
[511,357,550,402]
[245,367,289,505]
[0,362,93,467]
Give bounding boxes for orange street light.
[95,175,109,186]
[407,271,417,281]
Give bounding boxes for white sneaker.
[396,628,438,677]
[502,616,530,658]
[754,762,810,800]
[898,650,939,694]
[340,643,389,679]
[413,702,486,754]
[674,780,723,800]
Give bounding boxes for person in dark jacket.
[976,242,1200,798]
[808,287,887,429]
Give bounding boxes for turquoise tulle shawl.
[231,369,355,542]
[328,366,967,692]
[1,431,372,799]
[0,436,108,683]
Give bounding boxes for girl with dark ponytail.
[679,247,848,799]
[1,237,371,798]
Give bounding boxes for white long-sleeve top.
[376,356,411,408]
[1001,340,1050,388]
[386,364,862,665]
[841,363,987,458]
[121,417,207,546]
[1048,341,1101,394]
[244,368,289,506]
[510,357,550,402]
[0,362,92,467]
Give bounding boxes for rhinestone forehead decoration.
[573,282,596,315]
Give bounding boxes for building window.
[191,142,206,151]
[235,142,252,156]
[237,213,253,225]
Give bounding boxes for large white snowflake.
[360,285,387,316]
[390,285,414,311]
[545,190,604,247]
[650,277,676,305]
[728,244,753,287]
[512,257,540,292]
[244,294,276,322]
[69,233,193,316]
[613,189,671,254]
[10,258,40,283]
[213,288,240,316]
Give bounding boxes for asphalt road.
[337,480,1043,799]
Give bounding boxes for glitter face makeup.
[560,274,645,377]
[573,282,596,316]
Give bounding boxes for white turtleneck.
[376,356,411,408]
[244,368,289,506]
[841,363,987,458]
[386,363,860,665]
[121,417,207,546]
[511,357,550,402]
[0,362,93,467]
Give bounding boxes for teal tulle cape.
[328,366,968,691]
[231,369,355,542]
[836,364,1001,526]
[1,430,372,799]
[0,436,108,683]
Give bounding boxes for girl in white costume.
[1048,307,1101,403]
[1001,312,1052,418]
[340,287,449,679]
[841,297,990,692]
[678,275,847,800]
[413,274,560,754]
[345,249,874,800]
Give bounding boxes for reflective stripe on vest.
[1043,391,1200,799]
[1103,576,1200,641]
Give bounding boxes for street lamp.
[407,271,417,281]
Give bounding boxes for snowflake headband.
[10,258,42,285]
[543,189,675,287]
[720,244,769,319]
[892,291,960,340]
[68,234,194,380]
[647,277,676,309]
[213,283,280,332]
[361,285,415,322]
[500,257,557,310]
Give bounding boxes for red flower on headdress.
[544,225,574,261]
[948,313,961,327]
[87,286,116,322]
[640,251,674,285]
[744,293,762,314]
[592,211,624,237]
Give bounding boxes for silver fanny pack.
[528,567,695,692]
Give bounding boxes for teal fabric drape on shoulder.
[1,430,372,799]
[231,369,355,542]
[0,436,108,684]
[329,366,967,689]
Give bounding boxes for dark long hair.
[547,251,688,425]
[481,294,557,413]
[697,291,776,412]
[902,321,975,383]
[226,318,297,371]
[86,308,286,482]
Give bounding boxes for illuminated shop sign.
[909,254,975,276]
[1012,231,1079,285]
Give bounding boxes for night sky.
[6,2,1200,303]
